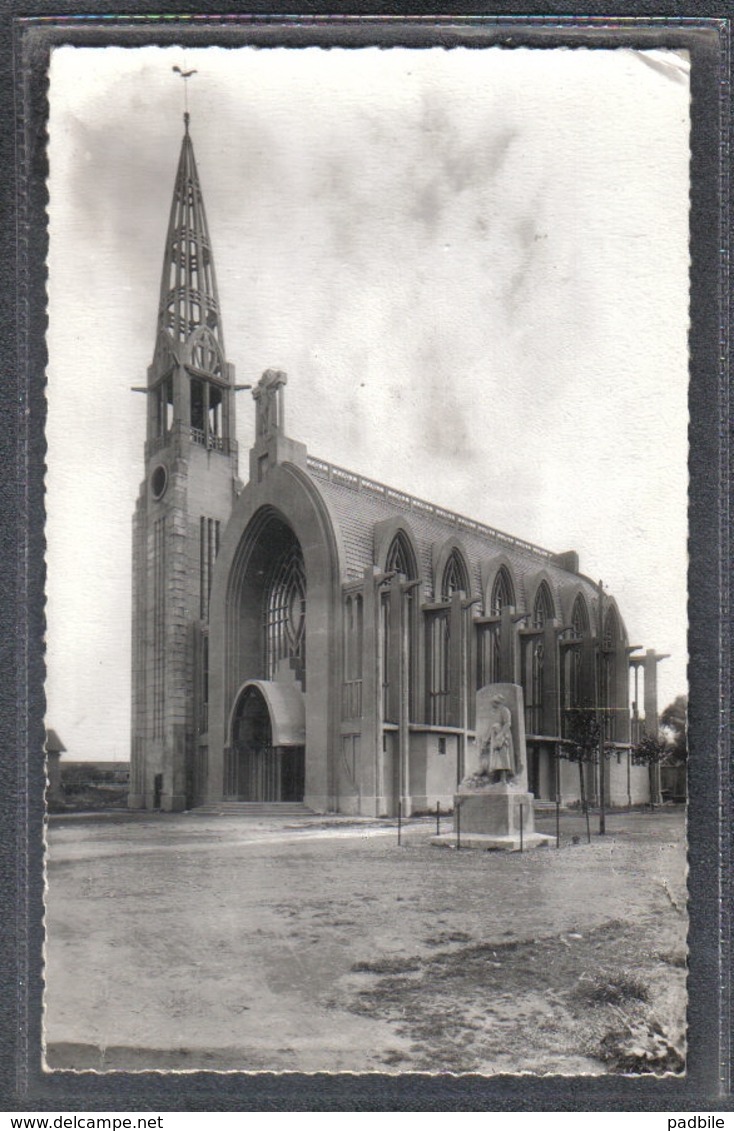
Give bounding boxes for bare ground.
[43,807,686,1075]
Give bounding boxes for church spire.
[145,112,237,459]
[155,115,226,375]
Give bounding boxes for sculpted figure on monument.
[254,368,288,436]
[480,693,522,783]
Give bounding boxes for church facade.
[129,118,665,815]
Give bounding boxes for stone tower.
[129,114,239,811]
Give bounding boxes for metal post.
[599,709,606,834]
[436,800,440,836]
[399,578,420,824]
[519,799,524,853]
[555,745,561,848]
[399,584,409,821]
[397,799,402,847]
[597,578,606,836]
[456,802,461,851]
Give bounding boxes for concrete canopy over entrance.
[228,681,306,803]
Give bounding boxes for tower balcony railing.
[189,427,235,455]
[146,427,238,461]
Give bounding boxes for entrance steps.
[533,799,560,812]
[191,801,316,818]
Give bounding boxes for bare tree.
[560,708,601,843]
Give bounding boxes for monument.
[434,683,555,851]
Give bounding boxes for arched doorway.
[230,683,305,802]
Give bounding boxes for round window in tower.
[150,464,168,500]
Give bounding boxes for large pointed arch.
[206,461,344,810]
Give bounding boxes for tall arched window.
[478,566,515,689]
[603,605,621,650]
[561,593,590,723]
[384,533,418,720]
[344,596,363,681]
[602,605,622,737]
[380,587,392,720]
[490,567,515,616]
[427,611,451,725]
[442,550,469,598]
[345,596,354,678]
[343,593,363,718]
[386,532,414,578]
[355,595,363,674]
[264,536,306,686]
[533,580,555,629]
[571,593,590,639]
[522,581,555,734]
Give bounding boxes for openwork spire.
[156,119,225,375]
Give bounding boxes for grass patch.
[343,920,682,1073]
[656,946,687,969]
[351,956,422,975]
[422,930,472,948]
[578,972,650,1006]
[597,1021,684,1075]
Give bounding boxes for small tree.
[632,731,669,808]
[560,708,600,843]
[661,694,688,764]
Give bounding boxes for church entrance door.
[231,684,305,802]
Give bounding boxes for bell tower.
[129,113,240,811]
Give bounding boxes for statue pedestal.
[432,782,555,851]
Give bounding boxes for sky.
[45,44,691,761]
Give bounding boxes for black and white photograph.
[42,41,690,1077]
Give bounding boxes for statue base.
[431,781,555,851]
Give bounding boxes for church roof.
[156,116,225,358]
[305,454,600,617]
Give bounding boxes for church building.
[129,116,666,815]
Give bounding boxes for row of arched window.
[342,532,627,739]
[257,526,626,741]
[384,531,619,638]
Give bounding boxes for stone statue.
[253,368,287,436]
[480,693,522,783]
[444,684,553,849]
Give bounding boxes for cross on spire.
[172,64,198,127]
